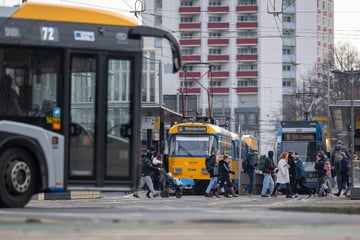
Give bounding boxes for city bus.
[277,120,326,189]
[0,2,181,207]
[167,121,241,193]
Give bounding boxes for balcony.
[208,22,229,29]
[210,71,229,78]
[208,6,229,13]
[235,87,258,93]
[236,38,258,44]
[179,71,201,78]
[208,87,230,94]
[208,55,229,61]
[179,22,201,30]
[236,6,258,12]
[179,6,201,14]
[236,71,258,77]
[180,39,201,46]
[181,55,201,62]
[208,38,229,45]
[179,87,201,94]
[236,55,258,61]
[236,22,258,28]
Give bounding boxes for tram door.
[68,54,132,186]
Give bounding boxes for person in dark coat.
[245,151,256,196]
[133,150,161,198]
[314,150,328,196]
[260,150,276,197]
[288,152,297,194]
[334,152,350,197]
[216,155,238,197]
[294,153,312,198]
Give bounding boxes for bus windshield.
[170,135,217,157]
[282,141,317,162]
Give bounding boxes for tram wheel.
[0,148,36,208]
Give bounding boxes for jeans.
[136,175,156,195]
[247,171,254,194]
[261,173,274,196]
[205,176,218,194]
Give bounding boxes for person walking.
[288,152,297,194]
[294,153,312,198]
[315,150,330,197]
[330,141,351,189]
[133,150,161,198]
[245,151,256,196]
[271,152,294,198]
[334,152,350,197]
[260,150,276,197]
[204,150,224,197]
[216,155,238,198]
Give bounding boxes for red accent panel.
[236,87,258,93]
[236,22,258,28]
[208,22,229,29]
[179,88,201,94]
[179,23,201,29]
[179,7,201,13]
[208,39,229,45]
[236,71,258,77]
[179,71,201,78]
[208,55,229,61]
[181,55,201,62]
[209,87,229,94]
[180,39,201,45]
[236,38,258,44]
[236,6,258,12]
[208,6,229,12]
[210,71,229,78]
[236,55,258,60]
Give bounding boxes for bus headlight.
[173,167,182,174]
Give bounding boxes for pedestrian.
[271,152,294,198]
[330,141,351,189]
[334,152,350,197]
[245,150,256,196]
[315,150,330,197]
[260,150,276,197]
[343,153,358,197]
[133,150,161,198]
[152,153,163,190]
[293,152,312,198]
[204,150,223,197]
[216,155,238,198]
[288,152,297,194]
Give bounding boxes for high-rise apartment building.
[142,0,334,154]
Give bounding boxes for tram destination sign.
[283,133,316,141]
[178,126,207,133]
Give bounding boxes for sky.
[1,0,360,50]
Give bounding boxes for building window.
[180,32,193,39]
[237,30,257,38]
[282,64,292,72]
[212,65,222,71]
[181,81,194,87]
[180,16,193,23]
[237,63,257,71]
[209,0,222,6]
[181,48,194,56]
[210,81,222,87]
[181,1,193,6]
[238,0,257,5]
[237,15,257,22]
[237,78,257,87]
[209,32,222,38]
[238,47,257,54]
[209,48,222,55]
[209,16,222,22]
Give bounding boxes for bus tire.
[0,148,36,208]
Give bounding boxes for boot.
[229,187,238,197]
[215,187,221,198]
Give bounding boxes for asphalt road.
[0,192,359,240]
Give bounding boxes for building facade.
[142,0,334,155]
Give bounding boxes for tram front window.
[171,136,217,156]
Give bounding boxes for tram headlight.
[173,167,182,174]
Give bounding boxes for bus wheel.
[0,148,36,208]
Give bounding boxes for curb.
[32,191,102,200]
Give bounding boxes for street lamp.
[331,69,359,192]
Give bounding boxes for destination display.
[282,133,316,141]
[178,126,207,133]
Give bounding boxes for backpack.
[205,156,212,172]
[323,160,331,176]
[242,158,249,172]
[258,155,266,171]
[213,163,219,175]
